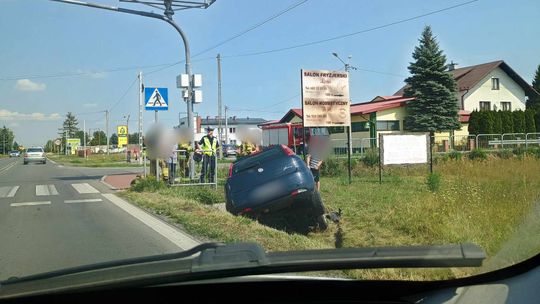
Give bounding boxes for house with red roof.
[264,60,538,148]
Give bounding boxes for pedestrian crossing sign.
[145,87,168,111]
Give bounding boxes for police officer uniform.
[198,127,219,183]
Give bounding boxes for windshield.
[1,0,539,286]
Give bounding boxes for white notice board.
[381,133,430,165]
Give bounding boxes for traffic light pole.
[50,0,198,180]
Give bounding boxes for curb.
[100,175,118,191]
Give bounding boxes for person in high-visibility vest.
[236,141,257,160]
[178,142,192,178]
[196,127,219,183]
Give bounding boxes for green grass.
[47,153,143,167]
[121,156,540,280]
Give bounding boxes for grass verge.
[47,153,143,167]
[122,156,540,280]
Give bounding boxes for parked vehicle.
[9,150,20,157]
[222,144,237,157]
[23,147,46,164]
[225,144,327,233]
[260,123,328,154]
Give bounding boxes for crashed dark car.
[225,144,327,233]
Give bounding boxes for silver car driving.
[24,147,46,165]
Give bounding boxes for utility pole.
[83,119,86,159]
[138,71,143,165]
[105,110,110,155]
[332,52,357,185]
[224,105,229,145]
[217,53,223,159]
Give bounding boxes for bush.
[130,176,165,192]
[448,150,462,161]
[495,149,513,159]
[433,153,449,164]
[468,149,488,161]
[426,172,441,192]
[320,158,345,177]
[362,148,379,167]
[512,146,526,157]
[182,187,223,205]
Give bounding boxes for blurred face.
[208,130,214,137]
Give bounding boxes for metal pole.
[225,106,229,145]
[378,136,382,184]
[217,53,223,159]
[155,110,160,181]
[83,119,86,159]
[347,126,352,184]
[105,110,110,155]
[138,71,143,165]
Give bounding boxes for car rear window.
[27,148,43,153]
[233,146,284,175]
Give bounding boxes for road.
[0,157,198,281]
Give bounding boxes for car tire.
[23,162,28,165]
[43,161,46,164]
[315,214,328,231]
[311,191,326,215]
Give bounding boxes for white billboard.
[301,69,351,127]
[381,133,430,165]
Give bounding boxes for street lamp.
[50,0,215,179]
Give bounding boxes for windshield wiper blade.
[2,242,224,285]
[192,242,485,274]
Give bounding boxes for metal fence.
[432,135,476,152]
[475,133,540,150]
[329,138,377,158]
[167,149,218,188]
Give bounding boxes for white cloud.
[76,69,107,79]
[0,109,61,121]
[83,103,98,108]
[15,79,46,91]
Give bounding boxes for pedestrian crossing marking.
[0,186,19,198]
[145,87,168,110]
[6,186,19,198]
[36,185,59,196]
[71,183,99,194]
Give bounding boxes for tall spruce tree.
[527,64,540,109]
[403,26,461,134]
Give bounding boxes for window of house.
[501,102,511,111]
[229,128,236,133]
[351,122,370,132]
[492,78,500,90]
[479,101,491,111]
[376,120,400,131]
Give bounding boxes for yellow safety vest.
[201,136,217,156]
[242,143,254,156]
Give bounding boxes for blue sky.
[1,0,539,146]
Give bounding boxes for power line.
[222,0,480,58]
[191,0,309,58]
[109,77,138,112]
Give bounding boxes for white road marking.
[102,193,199,250]
[11,201,51,207]
[36,184,59,196]
[71,183,99,194]
[6,186,19,198]
[65,198,103,204]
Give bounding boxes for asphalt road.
[0,157,198,281]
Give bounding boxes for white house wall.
[463,67,526,111]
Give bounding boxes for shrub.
[183,187,223,205]
[434,153,449,164]
[448,150,462,161]
[130,176,165,192]
[495,149,513,159]
[426,172,441,192]
[469,148,488,161]
[512,146,526,157]
[362,148,379,167]
[320,158,344,177]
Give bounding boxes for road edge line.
[102,193,200,250]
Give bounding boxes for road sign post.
[144,87,168,180]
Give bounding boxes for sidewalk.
[102,174,139,190]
